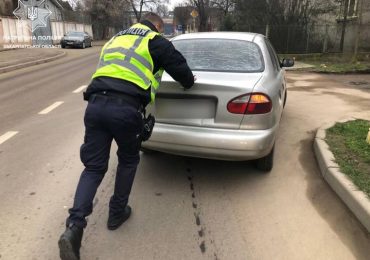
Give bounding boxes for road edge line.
[38,101,64,115]
[0,131,19,145]
[73,85,88,93]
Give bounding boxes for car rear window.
[173,38,264,72]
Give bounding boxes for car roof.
[172,32,264,42]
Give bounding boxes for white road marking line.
[73,85,88,93]
[0,131,19,145]
[38,101,64,115]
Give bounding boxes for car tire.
[255,145,274,172]
[61,44,65,49]
[283,90,287,108]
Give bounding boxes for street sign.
[190,10,198,18]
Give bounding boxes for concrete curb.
[0,51,66,74]
[314,117,370,233]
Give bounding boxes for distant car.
[142,32,294,171]
[60,31,92,49]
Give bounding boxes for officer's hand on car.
[184,75,196,91]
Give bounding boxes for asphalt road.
[0,48,370,260]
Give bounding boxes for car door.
[84,33,90,45]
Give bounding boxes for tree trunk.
[197,2,208,32]
[130,0,140,22]
[352,0,363,62]
[198,15,208,31]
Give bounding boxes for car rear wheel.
[283,90,287,108]
[255,145,274,172]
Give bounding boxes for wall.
[0,17,32,46]
[52,21,93,42]
[0,16,93,47]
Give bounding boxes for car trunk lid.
[147,71,263,129]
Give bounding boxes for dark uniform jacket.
[85,20,194,107]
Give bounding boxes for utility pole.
[352,0,363,62]
[266,0,270,39]
[340,0,350,53]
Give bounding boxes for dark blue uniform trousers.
[67,95,143,228]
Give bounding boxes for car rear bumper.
[141,123,277,161]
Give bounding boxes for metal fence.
[245,24,370,54]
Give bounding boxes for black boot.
[58,224,83,260]
[107,205,132,230]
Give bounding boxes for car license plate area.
[154,97,216,121]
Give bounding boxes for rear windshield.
[173,38,264,72]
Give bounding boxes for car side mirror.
[281,58,294,68]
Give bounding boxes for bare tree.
[129,0,169,21]
[129,0,146,22]
[83,0,130,39]
[339,0,350,52]
[235,0,335,28]
[352,0,363,61]
[85,0,169,39]
[188,0,211,31]
[174,4,193,32]
[210,0,234,16]
[155,3,170,17]
[210,0,235,30]
[232,0,337,53]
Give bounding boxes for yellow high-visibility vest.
[92,23,164,102]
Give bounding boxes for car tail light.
[227,93,272,114]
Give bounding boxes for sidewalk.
[0,48,66,73]
[93,40,108,46]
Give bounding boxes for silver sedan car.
[142,32,294,171]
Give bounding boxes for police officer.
[58,12,194,260]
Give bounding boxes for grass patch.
[280,53,370,73]
[326,119,370,197]
[308,61,370,73]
